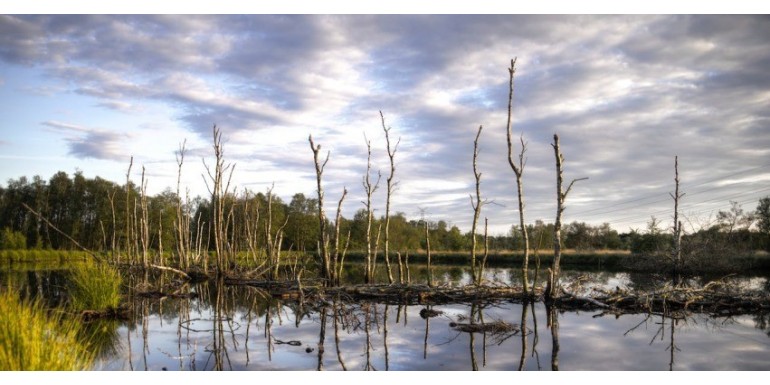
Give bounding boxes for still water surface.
[99,269,770,371]
[4,265,770,370]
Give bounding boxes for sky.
[1,10,770,236]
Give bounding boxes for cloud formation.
[41,120,129,161]
[2,15,769,233]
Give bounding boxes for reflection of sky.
[93,285,770,371]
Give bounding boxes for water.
[3,266,770,370]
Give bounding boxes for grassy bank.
[0,290,94,370]
[0,249,91,264]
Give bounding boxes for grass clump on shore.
[0,290,94,370]
[68,262,122,312]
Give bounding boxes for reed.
[0,290,94,370]
[68,262,122,312]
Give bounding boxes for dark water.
[3,266,770,370]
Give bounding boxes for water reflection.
[3,265,770,370]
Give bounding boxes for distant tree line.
[1,171,768,256]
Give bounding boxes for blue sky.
[1,10,770,235]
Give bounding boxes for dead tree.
[425,220,433,287]
[139,166,149,267]
[309,134,332,284]
[548,134,587,300]
[125,156,133,264]
[332,187,348,286]
[175,140,190,270]
[505,58,531,293]
[381,111,400,284]
[203,125,235,274]
[362,135,381,284]
[671,156,684,278]
[469,125,486,285]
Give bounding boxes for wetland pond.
[5,264,770,371]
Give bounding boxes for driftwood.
[221,275,769,318]
[136,290,199,300]
[450,321,521,334]
[419,308,443,319]
[79,306,131,321]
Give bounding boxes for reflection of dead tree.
[363,303,374,370]
[529,301,542,370]
[518,302,528,371]
[317,306,327,371]
[546,304,560,371]
[384,304,390,370]
[333,302,347,370]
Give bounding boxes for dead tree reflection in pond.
[316,306,327,371]
[333,301,347,370]
[546,303,560,371]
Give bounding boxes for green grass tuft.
[68,262,122,312]
[0,290,94,370]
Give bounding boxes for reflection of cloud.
[41,120,128,161]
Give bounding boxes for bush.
[0,290,94,370]
[68,263,122,312]
[0,228,27,250]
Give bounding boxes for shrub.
[0,228,27,250]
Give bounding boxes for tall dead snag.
[309,135,332,285]
[425,220,433,287]
[548,134,587,300]
[505,58,531,293]
[671,156,684,278]
[332,187,348,286]
[175,140,190,270]
[381,111,400,284]
[469,125,485,285]
[139,166,150,267]
[362,135,381,284]
[125,156,133,264]
[203,125,235,274]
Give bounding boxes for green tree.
[757,197,770,251]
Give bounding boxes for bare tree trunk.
[139,166,149,268]
[425,221,433,287]
[203,125,235,274]
[381,111,400,285]
[470,125,484,285]
[332,187,348,286]
[107,189,117,260]
[478,218,489,285]
[505,58,531,293]
[175,140,188,270]
[309,135,332,284]
[362,135,381,284]
[549,134,587,300]
[125,156,133,264]
[671,156,684,277]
